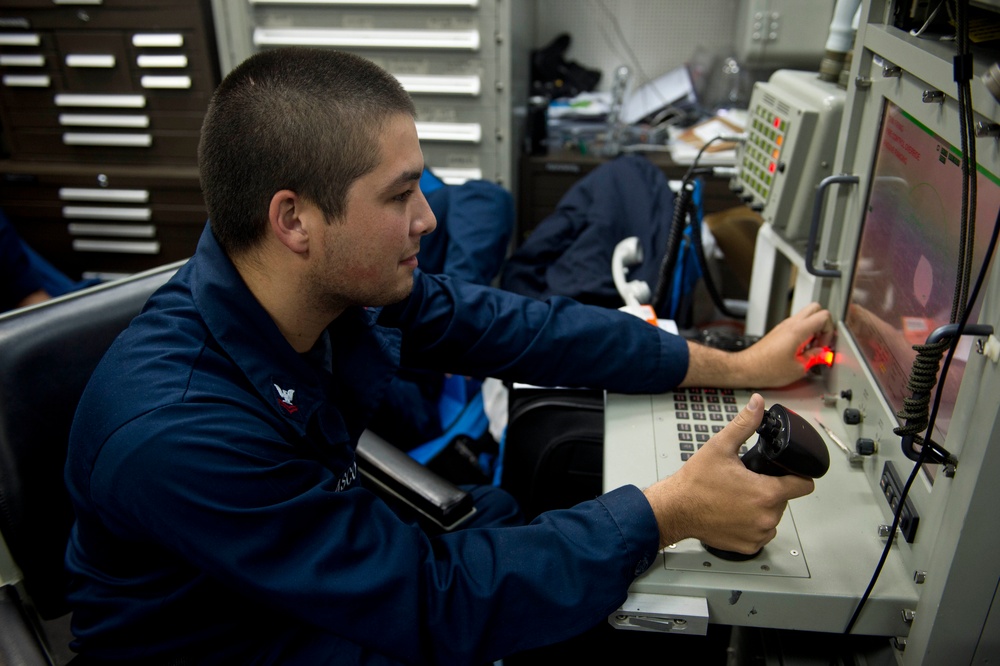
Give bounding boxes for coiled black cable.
[651,133,740,319]
[892,338,950,454]
[651,178,695,318]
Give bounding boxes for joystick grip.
[704,403,829,561]
[741,403,830,479]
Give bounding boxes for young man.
[65,48,828,664]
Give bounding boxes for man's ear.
[267,189,313,255]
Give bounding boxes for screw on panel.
[922,90,945,103]
[882,65,902,78]
[877,525,899,541]
[913,570,927,584]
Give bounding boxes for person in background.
[1,209,100,313]
[1,209,52,311]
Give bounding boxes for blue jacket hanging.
[500,154,677,308]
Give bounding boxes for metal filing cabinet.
[209,0,535,191]
[0,0,219,279]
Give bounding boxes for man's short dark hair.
[198,48,417,257]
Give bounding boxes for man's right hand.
[641,393,815,553]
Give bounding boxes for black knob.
[843,408,862,425]
[856,438,877,455]
[840,389,853,400]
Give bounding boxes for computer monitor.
[842,101,1000,464]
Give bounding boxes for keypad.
[740,104,790,201]
[671,388,748,461]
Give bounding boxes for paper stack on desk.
[668,112,746,165]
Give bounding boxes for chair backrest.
[0,261,182,620]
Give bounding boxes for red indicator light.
[803,346,836,371]
[822,347,835,365]
[768,162,776,173]
[773,117,781,128]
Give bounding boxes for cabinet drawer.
[3,198,206,226]
[3,184,204,209]
[9,126,200,163]
[13,215,201,279]
[0,3,209,32]
[3,105,204,132]
[3,79,211,111]
[56,30,132,90]
[0,160,206,214]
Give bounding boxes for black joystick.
[704,403,830,561]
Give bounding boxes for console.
[604,4,1000,661]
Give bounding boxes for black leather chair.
[0,261,184,665]
[0,260,472,664]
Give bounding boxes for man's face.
[309,113,436,310]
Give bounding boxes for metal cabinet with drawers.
[209,0,535,191]
[0,0,219,280]
[1,160,207,278]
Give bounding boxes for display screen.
[844,102,1000,452]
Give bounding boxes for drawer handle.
[415,121,481,143]
[136,54,188,68]
[72,239,161,255]
[426,166,481,185]
[59,188,150,203]
[253,27,481,50]
[0,54,45,67]
[2,74,50,88]
[55,94,146,108]
[62,206,152,221]
[53,0,104,5]
[58,113,150,128]
[140,75,192,89]
[68,223,156,238]
[395,74,480,96]
[132,33,184,48]
[62,132,153,147]
[65,54,116,68]
[0,33,40,47]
